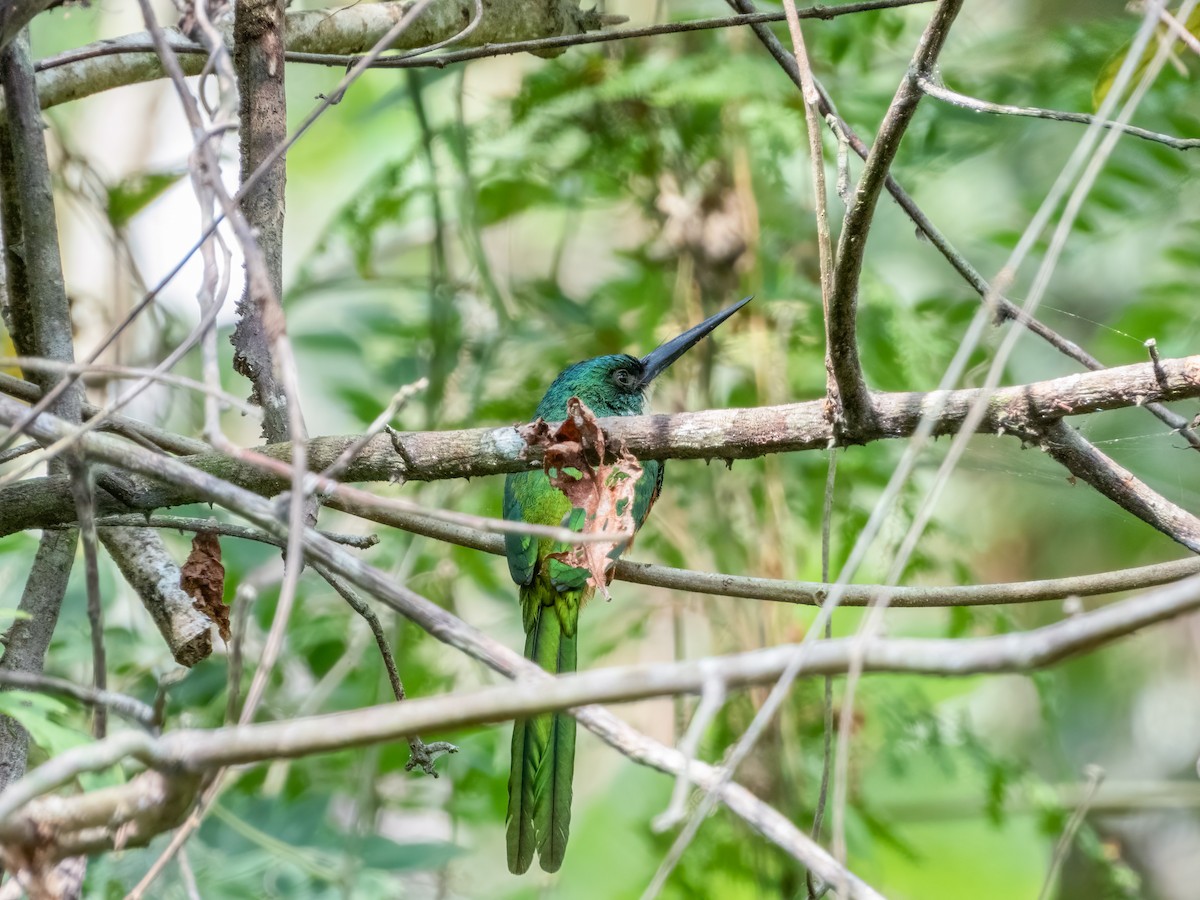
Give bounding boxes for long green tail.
[506,598,577,874]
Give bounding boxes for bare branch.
[0,530,76,791]
[3,568,1198,863]
[0,393,881,897]
[231,0,294,444]
[826,0,965,432]
[99,527,215,668]
[3,353,1199,540]
[918,76,1200,150]
[1039,420,1200,552]
[0,372,211,455]
[28,2,934,110]
[0,25,82,793]
[314,564,458,776]
[0,670,155,728]
[727,0,1200,451]
[66,466,107,738]
[91,514,379,549]
[780,0,839,416]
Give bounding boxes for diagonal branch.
[3,567,1198,864]
[727,0,1200,452]
[825,0,965,433]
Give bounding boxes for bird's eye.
[612,369,636,390]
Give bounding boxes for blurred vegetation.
[5,1,1200,897]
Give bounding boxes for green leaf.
[106,170,187,228]
[0,691,91,758]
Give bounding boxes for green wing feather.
[503,471,539,587]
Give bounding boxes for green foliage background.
[7,1,1200,897]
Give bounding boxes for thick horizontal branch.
[30,1,930,110]
[2,353,1198,537]
[31,0,614,109]
[3,569,1197,861]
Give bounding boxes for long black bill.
[639,296,752,385]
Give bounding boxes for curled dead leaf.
[180,531,230,642]
[523,398,642,599]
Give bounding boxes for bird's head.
[534,296,752,420]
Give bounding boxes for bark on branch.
[0,399,882,897]
[1,353,1197,538]
[2,568,1197,864]
[825,0,964,432]
[31,0,615,110]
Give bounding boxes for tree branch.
[0,670,155,728]
[0,0,56,55]
[30,0,622,110]
[726,0,1200,451]
[2,353,1198,538]
[231,0,293,443]
[3,568,1198,863]
[1038,419,1200,552]
[0,394,882,897]
[98,527,215,667]
[917,75,1200,151]
[826,0,965,432]
[0,26,83,794]
[78,508,1200,610]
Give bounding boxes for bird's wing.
[631,459,664,532]
[503,471,539,586]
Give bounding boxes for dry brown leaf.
[524,398,642,599]
[180,531,230,641]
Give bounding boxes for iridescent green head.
[533,296,752,420]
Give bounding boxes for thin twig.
[1036,764,1105,900]
[321,378,428,482]
[91,514,379,549]
[315,564,458,776]
[916,76,1200,150]
[808,448,838,900]
[781,0,839,420]
[0,372,210,455]
[0,669,154,728]
[65,465,107,738]
[0,356,259,416]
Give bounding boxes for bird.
[502,296,752,874]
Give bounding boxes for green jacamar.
[503,297,751,874]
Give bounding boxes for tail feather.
[506,598,578,874]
